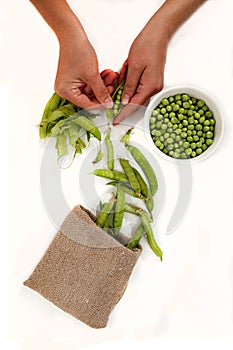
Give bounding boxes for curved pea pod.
[140,212,162,261]
[124,203,150,219]
[39,92,62,138]
[91,169,127,181]
[72,116,101,141]
[92,143,104,164]
[119,158,141,194]
[127,224,144,250]
[105,128,114,170]
[96,199,115,228]
[47,104,76,123]
[126,145,158,195]
[113,185,125,236]
[106,80,125,120]
[120,128,134,146]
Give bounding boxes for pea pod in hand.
[73,116,101,141]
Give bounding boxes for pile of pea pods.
[93,127,162,261]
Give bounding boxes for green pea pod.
[67,123,80,146]
[127,224,144,250]
[114,185,125,235]
[55,133,68,158]
[92,143,104,163]
[50,119,67,137]
[120,128,134,146]
[91,169,127,181]
[126,145,158,195]
[96,199,115,228]
[132,167,149,198]
[140,212,162,261]
[106,80,125,120]
[124,203,144,217]
[119,158,141,194]
[39,93,61,138]
[72,116,101,141]
[105,128,114,170]
[47,104,76,123]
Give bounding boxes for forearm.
[145,0,206,42]
[29,0,86,43]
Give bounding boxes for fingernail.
[121,94,130,105]
[103,97,113,109]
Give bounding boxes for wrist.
[55,16,87,45]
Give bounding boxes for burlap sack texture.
[24,205,141,329]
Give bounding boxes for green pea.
[155,130,162,137]
[193,135,199,142]
[162,98,169,106]
[188,124,194,130]
[167,138,173,144]
[169,150,174,156]
[197,100,204,108]
[171,117,179,124]
[161,108,167,114]
[191,97,197,104]
[204,120,210,126]
[152,110,159,117]
[196,148,202,155]
[183,102,190,109]
[178,114,184,121]
[199,116,205,124]
[155,121,162,128]
[202,144,208,151]
[175,94,181,100]
[191,142,196,149]
[179,140,184,146]
[196,141,202,148]
[172,104,179,112]
[164,117,169,123]
[194,120,198,125]
[188,117,195,124]
[173,152,179,158]
[181,152,187,159]
[167,144,174,151]
[171,133,176,139]
[206,131,213,139]
[167,122,173,128]
[173,124,178,129]
[160,136,165,142]
[157,114,163,121]
[176,135,181,142]
[183,119,188,126]
[200,137,205,143]
[203,105,208,111]
[206,111,213,118]
[182,127,187,132]
[155,108,160,113]
[185,148,192,156]
[192,130,197,135]
[155,140,161,147]
[206,138,213,146]
[166,105,172,112]
[187,130,192,136]
[181,132,187,138]
[150,117,156,124]
[190,105,195,110]
[163,147,168,154]
[183,141,190,148]
[159,143,165,150]
[169,96,174,103]
[187,136,193,143]
[174,142,179,148]
[187,110,194,117]
[164,132,169,139]
[176,128,182,135]
[191,151,196,157]
[182,94,190,101]
[203,126,210,132]
[210,126,214,131]
[161,123,168,131]
[210,118,215,125]
[195,124,202,131]
[194,112,200,119]
[198,109,204,115]
[164,113,169,118]
[167,128,173,133]
[179,108,185,114]
[197,131,203,137]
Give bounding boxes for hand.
[55,34,115,109]
[113,24,168,124]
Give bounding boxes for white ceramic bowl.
[144,84,224,164]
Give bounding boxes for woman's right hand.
[55,32,114,109]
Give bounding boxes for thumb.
[89,75,113,108]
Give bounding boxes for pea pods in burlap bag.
[24,205,141,328]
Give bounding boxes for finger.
[65,91,102,110]
[83,84,93,96]
[100,69,114,79]
[118,60,128,85]
[121,64,143,105]
[89,75,113,108]
[103,71,119,86]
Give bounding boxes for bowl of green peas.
[144,85,224,163]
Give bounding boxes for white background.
[2,0,233,349]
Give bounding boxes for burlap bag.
[24,205,141,328]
